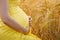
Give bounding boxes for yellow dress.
[0,0,41,40]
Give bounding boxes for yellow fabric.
[0,0,41,40]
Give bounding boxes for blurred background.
[19,0,60,40]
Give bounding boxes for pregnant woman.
[0,0,41,40]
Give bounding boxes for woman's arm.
[0,0,30,34]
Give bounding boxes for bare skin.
[0,0,32,35]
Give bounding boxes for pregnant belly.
[9,6,29,28]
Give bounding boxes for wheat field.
[19,0,60,40]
